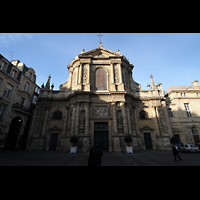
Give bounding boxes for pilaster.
[75,103,80,135]
[111,102,118,135]
[78,63,82,90]
[121,102,128,134]
[85,102,89,135]
[110,63,116,91]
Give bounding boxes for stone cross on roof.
[97,33,104,43]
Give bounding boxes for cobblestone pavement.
[0,150,200,166]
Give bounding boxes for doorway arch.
[5,117,22,150]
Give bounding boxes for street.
[0,150,200,166]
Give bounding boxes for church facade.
[27,43,174,152]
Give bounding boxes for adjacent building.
[165,80,200,145]
[0,54,40,151]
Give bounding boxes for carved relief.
[157,106,168,134]
[94,106,108,118]
[83,65,88,84]
[114,65,120,83]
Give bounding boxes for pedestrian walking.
[93,146,103,166]
[88,147,94,166]
[172,144,182,161]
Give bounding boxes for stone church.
[27,43,173,152]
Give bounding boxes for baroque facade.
[0,54,40,151]
[27,43,174,152]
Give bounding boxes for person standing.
[93,146,103,166]
[172,144,182,161]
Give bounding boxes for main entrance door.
[94,122,109,151]
[144,133,153,150]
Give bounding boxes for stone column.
[85,102,89,135]
[121,102,128,134]
[112,102,118,135]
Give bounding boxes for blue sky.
[0,33,200,91]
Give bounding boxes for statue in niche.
[117,110,123,125]
[68,107,73,127]
[80,110,85,126]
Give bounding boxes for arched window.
[52,111,62,120]
[96,68,107,91]
[139,110,148,119]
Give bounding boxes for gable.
[79,46,122,58]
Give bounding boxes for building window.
[32,95,38,104]
[52,111,62,120]
[96,68,107,91]
[0,60,7,71]
[197,93,199,97]
[181,93,183,97]
[139,110,148,119]
[0,103,7,121]
[24,82,30,92]
[28,72,32,79]
[11,69,18,79]
[184,93,186,97]
[19,97,26,109]
[184,103,192,117]
[3,84,13,98]
[168,108,173,118]
[191,127,199,142]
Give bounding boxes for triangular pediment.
[139,125,155,132]
[48,126,63,132]
[79,46,122,58]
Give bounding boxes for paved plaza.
[0,150,200,166]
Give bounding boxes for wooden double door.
[94,122,109,151]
